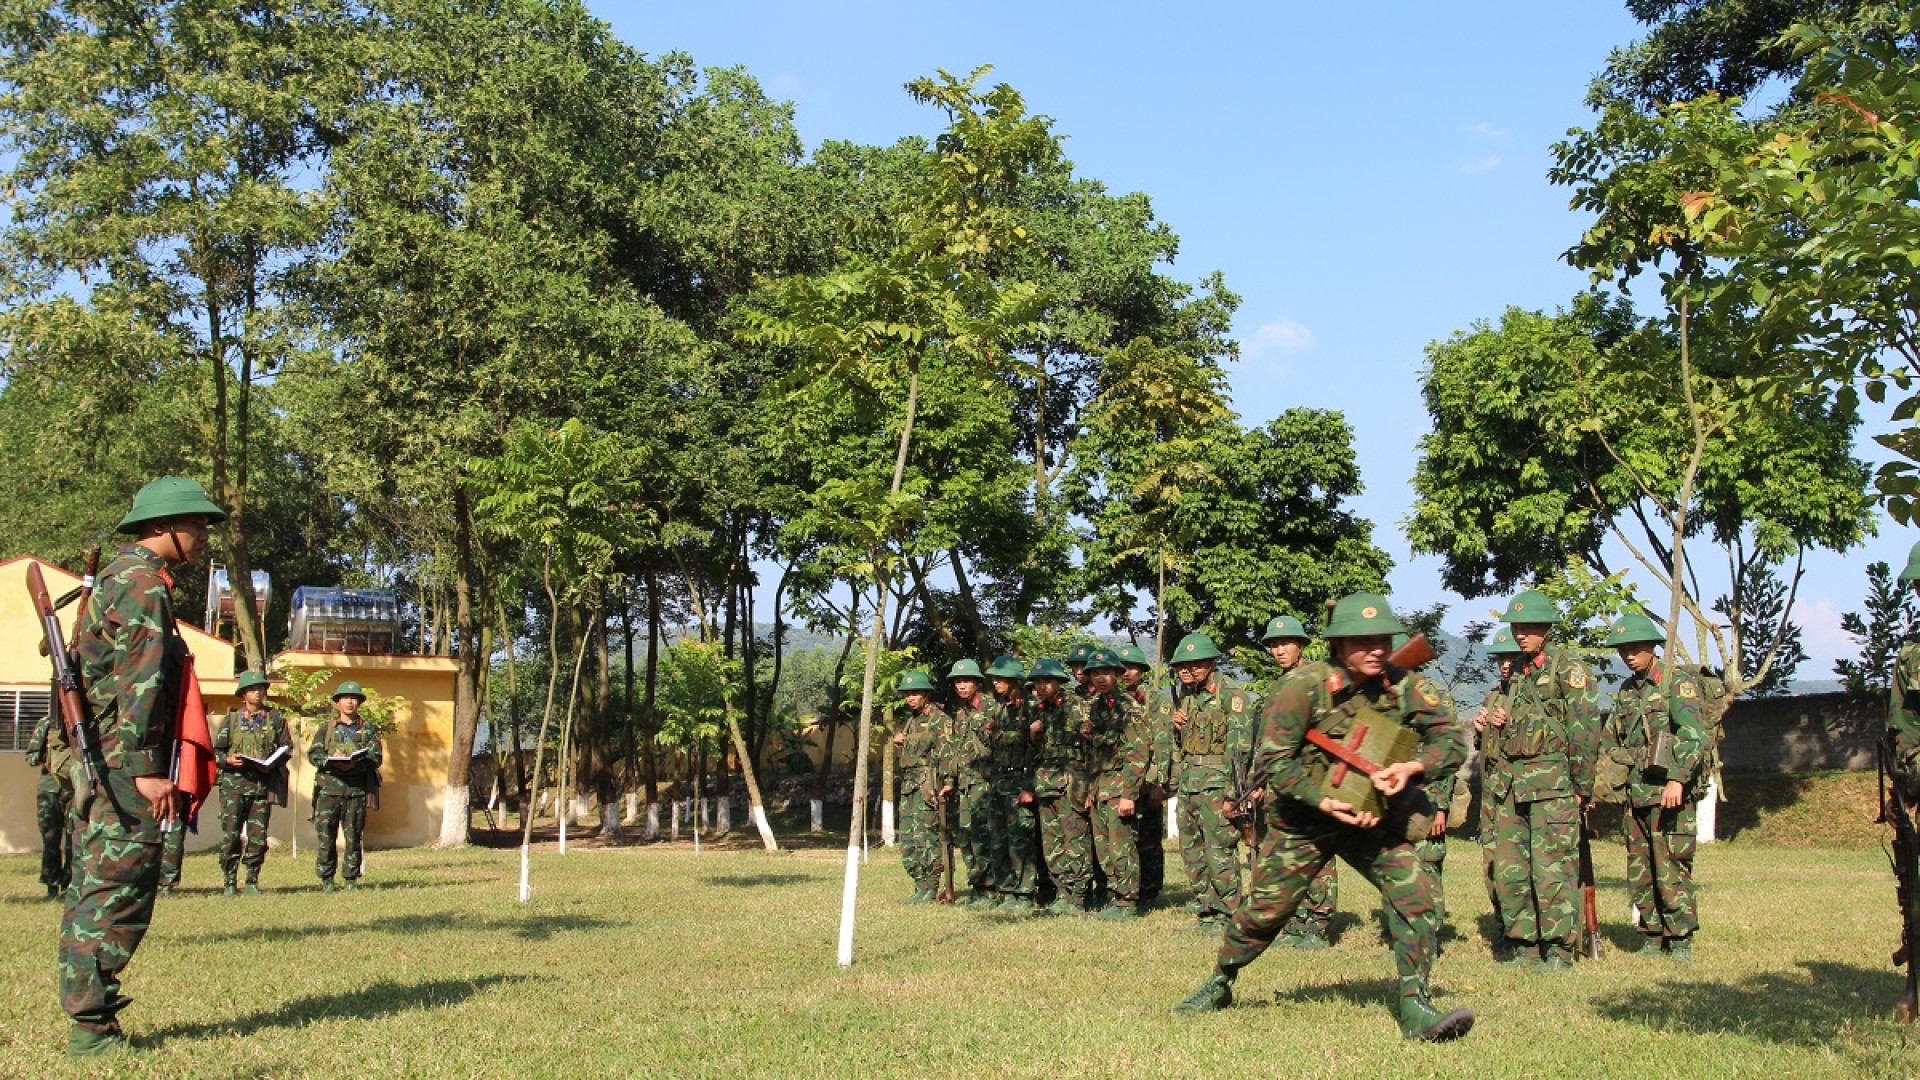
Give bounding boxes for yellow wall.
[0,555,456,857]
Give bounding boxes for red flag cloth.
[173,653,219,826]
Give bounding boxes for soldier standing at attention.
[942,661,1001,907]
[1083,647,1150,920]
[1029,659,1096,914]
[1263,615,1335,949]
[1486,590,1600,972]
[1473,628,1523,928]
[308,682,383,892]
[983,657,1040,912]
[1173,593,1472,1043]
[61,476,226,1057]
[1163,632,1254,932]
[891,671,950,903]
[1603,614,1706,961]
[27,708,74,900]
[213,670,292,896]
[1119,644,1167,907]
[1066,644,1094,697]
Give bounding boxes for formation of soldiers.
[890,586,1716,1042]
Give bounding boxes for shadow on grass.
[1591,960,1905,1047]
[191,910,613,945]
[700,873,814,888]
[1241,976,1399,1011]
[146,974,542,1044]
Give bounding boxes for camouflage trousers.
[1415,836,1449,924]
[898,769,944,890]
[1090,796,1141,906]
[1035,772,1094,904]
[1176,786,1243,919]
[1137,787,1166,903]
[1281,860,1338,936]
[218,773,275,884]
[37,777,72,889]
[313,791,368,882]
[1624,801,1697,940]
[986,777,1040,898]
[59,768,162,1036]
[1476,780,1503,927]
[157,797,189,887]
[1492,793,1579,951]
[1218,803,1439,1006]
[956,777,994,892]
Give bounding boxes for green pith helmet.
[985,655,1026,678]
[1323,592,1408,639]
[1902,540,1920,583]
[1083,647,1125,672]
[897,670,938,693]
[1260,615,1309,642]
[1029,658,1069,680]
[947,659,985,681]
[331,681,366,701]
[1116,644,1150,668]
[116,476,228,534]
[1486,627,1521,655]
[235,670,271,694]
[1499,589,1562,625]
[1170,632,1223,664]
[1604,613,1665,647]
[1066,644,1093,666]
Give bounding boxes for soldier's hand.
[1488,707,1509,728]
[135,775,178,825]
[1428,811,1448,840]
[1248,786,1264,804]
[1472,708,1488,733]
[1218,798,1235,817]
[1660,780,1684,809]
[1018,791,1034,806]
[983,720,995,737]
[1115,797,1136,817]
[1371,761,1423,797]
[1171,710,1187,730]
[1080,721,1094,738]
[940,784,954,797]
[892,731,906,747]
[227,754,244,767]
[1318,797,1377,828]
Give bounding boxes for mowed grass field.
[1,824,1916,1079]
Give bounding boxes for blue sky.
[591,0,1909,675]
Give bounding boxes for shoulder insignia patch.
[1230,696,1244,714]
[1677,681,1697,699]
[1536,674,1552,686]
[1418,682,1443,706]
[1567,668,1587,689]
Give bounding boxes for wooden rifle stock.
[936,787,956,905]
[1578,810,1604,960]
[1388,633,1436,671]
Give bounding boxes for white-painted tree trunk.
[623,792,638,825]
[437,783,471,848]
[882,800,896,847]
[810,799,824,833]
[751,804,773,847]
[600,801,621,838]
[572,792,591,825]
[1696,778,1719,843]
[1167,796,1180,838]
[518,843,531,902]
[670,800,680,841]
[646,802,661,840]
[717,795,732,835]
[558,806,568,855]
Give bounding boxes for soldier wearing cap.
[1175,592,1472,1043]
[987,656,1026,710]
[1065,644,1095,697]
[1485,589,1601,972]
[891,671,951,903]
[979,656,1039,911]
[1601,613,1706,961]
[307,681,384,892]
[1472,627,1524,927]
[60,476,226,1057]
[1118,643,1168,906]
[941,660,1002,906]
[1082,647,1150,919]
[1262,615,1336,948]
[26,707,73,900]
[1028,658,1096,913]
[1155,631,1255,931]
[1396,632,1462,928]
[213,670,292,896]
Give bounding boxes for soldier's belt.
[1181,753,1230,767]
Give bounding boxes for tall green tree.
[1835,560,1920,694]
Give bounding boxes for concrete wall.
[1720,691,1882,773]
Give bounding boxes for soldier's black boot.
[1399,991,1474,1042]
[1172,970,1234,1014]
[44,884,60,901]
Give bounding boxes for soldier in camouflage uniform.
[308,681,384,891]
[1174,593,1473,1043]
[1485,590,1600,972]
[1262,615,1338,948]
[1066,643,1094,698]
[982,656,1040,912]
[1118,644,1167,906]
[1601,614,1706,961]
[27,710,74,899]
[1156,632,1253,931]
[1083,647,1150,920]
[891,671,950,902]
[60,476,225,1057]
[942,660,1002,906]
[1029,658,1096,914]
[212,670,292,896]
[1398,633,1461,926]
[1473,628,1523,929]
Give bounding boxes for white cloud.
[1455,156,1502,176]
[1792,595,1853,667]
[1243,318,1315,362]
[1469,121,1508,139]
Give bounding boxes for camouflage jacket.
[1489,648,1600,804]
[1606,663,1707,807]
[214,707,292,779]
[896,702,949,800]
[1424,692,1464,817]
[1129,686,1173,789]
[72,545,187,783]
[1890,642,1920,783]
[1084,691,1148,803]
[945,694,999,785]
[27,709,72,795]
[308,717,383,797]
[1256,659,1464,817]
[982,695,1035,784]
[1028,693,1088,800]
[1152,674,1254,796]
